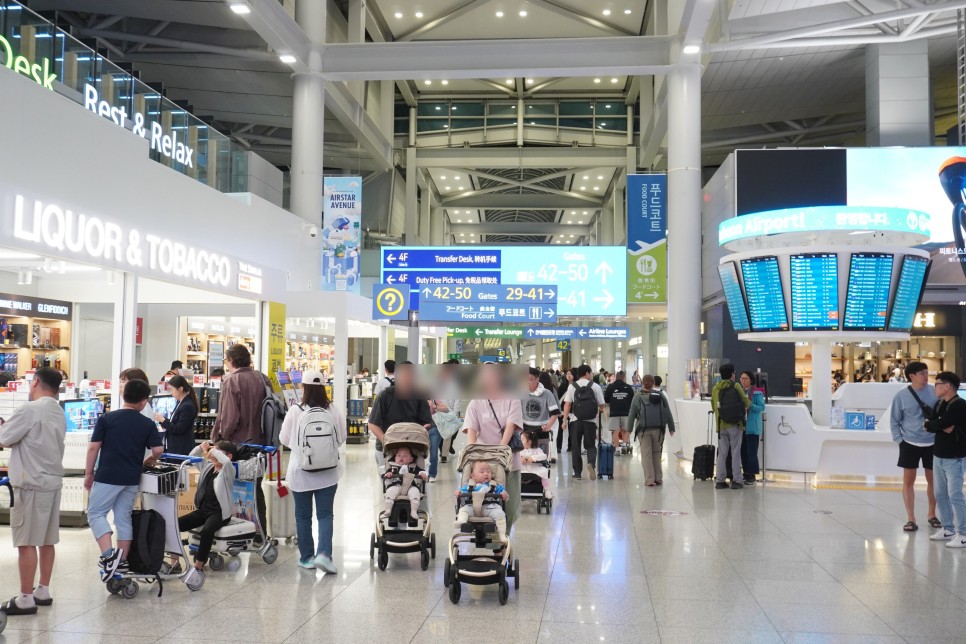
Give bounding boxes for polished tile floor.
[2,440,966,643]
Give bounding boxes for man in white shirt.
[373,359,396,398]
[0,368,67,616]
[562,364,606,480]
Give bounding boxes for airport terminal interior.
[1,0,966,641]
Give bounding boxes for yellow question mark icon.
[377,287,404,317]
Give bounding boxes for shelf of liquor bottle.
[0,345,70,351]
[186,351,206,356]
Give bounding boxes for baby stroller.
[445,444,520,606]
[186,444,280,571]
[370,423,436,571]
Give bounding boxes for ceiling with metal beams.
[23,0,964,247]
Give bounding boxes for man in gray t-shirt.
[522,367,560,439]
[890,361,939,533]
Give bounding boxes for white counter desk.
[673,383,907,482]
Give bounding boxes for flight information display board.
[888,256,929,332]
[789,253,839,331]
[718,262,750,332]
[740,256,788,332]
[843,253,893,331]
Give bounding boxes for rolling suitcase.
[597,420,614,480]
[261,449,297,542]
[691,411,716,481]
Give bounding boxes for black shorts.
[897,441,934,470]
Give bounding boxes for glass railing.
[0,0,245,192]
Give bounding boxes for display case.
[284,332,334,375]
[0,293,73,378]
[180,318,256,376]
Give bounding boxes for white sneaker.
[313,553,338,574]
[586,464,597,481]
[946,535,966,548]
[931,529,956,541]
[429,477,437,483]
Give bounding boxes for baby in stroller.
[382,446,428,528]
[455,460,508,541]
[520,430,553,499]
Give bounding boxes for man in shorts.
[889,361,939,533]
[0,367,66,615]
[604,371,634,451]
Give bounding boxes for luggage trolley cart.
[189,444,280,571]
[0,475,10,633]
[107,454,206,599]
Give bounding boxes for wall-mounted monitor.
[888,256,930,332]
[789,253,839,331]
[739,256,788,332]
[61,398,103,433]
[843,252,893,331]
[718,262,751,333]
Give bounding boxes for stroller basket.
[140,465,182,495]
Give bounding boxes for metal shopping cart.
[106,454,205,599]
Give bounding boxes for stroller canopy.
[383,422,431,458]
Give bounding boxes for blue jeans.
[934,457,966,535]
[428,426,442,478]
[87,482,138,541]
[741,433,760,477]
[293,485,337,562]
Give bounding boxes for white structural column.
[810,340,833,426]
[600,207,615,246]
[405,147,419,242]
[666,62,702,400]
[334,311,349,418]
[866,40,932,146]
[346,0,366,102]
[419,179,432,244]
[430,206,444,245]
[290,0,326,225]
[111,273,138,408]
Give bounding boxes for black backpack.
[638,391,666,429]
[128,509,166,595]
[260,382,285,447]
[572,383,598,421]
[717,382,745,426]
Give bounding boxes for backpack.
[572,382,598,421]
[638,391,666,429]
[128,509,166,596]
[717,382,745,426]
[296,406,340,472]
[260,382,285,447]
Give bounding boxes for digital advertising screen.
[717,262,751,333]
[739,256,788,332]
[62,399,103,433]
[843,253,893,331]
[152,394,178,420]
[789,253,839,331]
[888,256,930,332]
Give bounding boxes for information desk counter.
[674,383,907,481]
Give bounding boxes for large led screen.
[718,262,751,332]
[739,256,788,332]
[888,256,930,332]
[843,253,893,331]
[790,253,839,331]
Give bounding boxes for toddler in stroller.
[454,461,508,540]
[520,430,553,513]
[382,446,428,528]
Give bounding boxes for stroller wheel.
[420,548,430,571]
[512,559,521,589]
[121,581,139,600]
[377,548,389,571]
[430,533,437,559]
[443,559,451,587]
[498,579,510,605]
[448,580,461,604]
[0,607,7,634]
[209,554,225,571]
[227,558,242,573]
[106,578,125,595]
[369,533,376,561]
[262,545,279,565]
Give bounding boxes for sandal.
[903,521,918,532]
[928,517,942,529]
[1,596,38,615]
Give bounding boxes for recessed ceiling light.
[441,80,449,85]
[593,78,601,84]
[496,10,504,17]
[610,77,619,83]
[442,124,449,128]
[458,186,464,190]
[445,186,451,190]
[441,175,447,180]
[278,54,297,64]
[506,79,513,85]
[435,106,441,110]
[453,175,461,179]
[578,220,584,224]
[624,8,632,14]
[597,175,604,180]
[593,186,600,191]
[228,2,251,15]
[394,11,403,18]
[582,175,589,180]
[415,11,424,18]
[526,78,534,84]
[600,122,606,127]
[583,211,588,215]
[604,104,611,109]
[424,80,432,85]
[603,9,611,16]
[683,44,701,55]
[519,10,527,17]
[570,211,576,214]
[579,186,586,191]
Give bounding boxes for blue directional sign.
[420,284,557,303]
[380,246,626,316]
[371,284,410,321]
[420,301,557,323]
[523,326,630,340]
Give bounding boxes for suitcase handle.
[707,410,715,445]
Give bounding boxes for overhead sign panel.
[446,326,525,339]
[419,301,556,323]
[627,174,667,304]
[523,327,630,340]
[381,246,626,316]
[371,283,410,321]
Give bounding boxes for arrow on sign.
[594,260,614,285]
[527,329,535,336]
[579,329,587,337]
[643,292,660,300]
[386,275,396,284]
[422,287,432,297]
[545,308,554,317]
[546,289,556,299]
[475,328,484,336]
[592,289,615,309]
[386,253,397,264]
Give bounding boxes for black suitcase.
[691,411,716,481]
